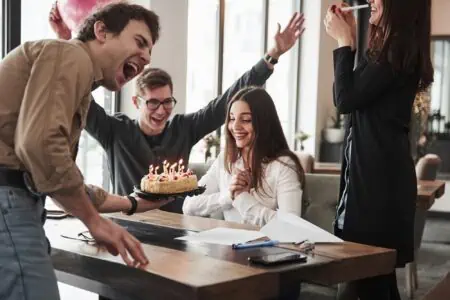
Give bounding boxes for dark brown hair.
[224,87,305,196]
[136,67,173,95]
[367,0,433,91]
[77,2,160,45]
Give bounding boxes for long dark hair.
[367,0,433,91]
[224,87,305,196]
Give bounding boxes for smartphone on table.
[248,252,307,266]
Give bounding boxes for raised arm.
[324,7,396,113]
[232,159,303,226]
[185,59,273,142]
[85,98,116,148]
[183,154,232,216]
[333,46,395,113]
[186,12,305,142]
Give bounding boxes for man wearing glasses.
[51,6,305,213]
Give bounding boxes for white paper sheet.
[175,227,266,245]
[259,212,343,243]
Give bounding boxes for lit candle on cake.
[170,163,177,175]
[178,159,183,173]
[149,165,153,174]
[163,160,168,174]
[154,166,160,175]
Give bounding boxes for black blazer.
[333,47,419,267]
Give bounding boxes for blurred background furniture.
[405,154,442,298]
[423,272,450,300]
[301,173,340,233]
[319,140,343,163]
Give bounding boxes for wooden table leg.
[406,263,414,299]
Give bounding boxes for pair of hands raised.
[229,168,253,200]
[323,2,357,50]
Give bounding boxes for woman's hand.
[324,5,354,49]
[338,2,357,50]
[49,1,72,40]
[229,169,252,200]
[84,216,149,268]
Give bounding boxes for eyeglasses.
[137,96,177,110]
[60,230,96,245]
[293,239,315,255]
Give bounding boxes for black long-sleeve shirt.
[333,46,419,266]
[85,59,273,202]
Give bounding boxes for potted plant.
[295,130,310,151]
[323,108,345,143]
[410,90,432,162]
[203,134,221,163]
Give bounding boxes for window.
[431,39,450,125]
[0,1,3,57]
[21,0,55,41]
[21,0,114,190]
[266,0,300,148]
[186,0,220,163]
[220,0,265,147]
[222,0,265,89]
[76,88,114,190]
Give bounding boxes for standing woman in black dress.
[324,0,433,299]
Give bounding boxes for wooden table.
[312,162,341,175]
[423,272,450,300]
[417,179,446,209]
[310,164,446,210]
[46,210,396,300]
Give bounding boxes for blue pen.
[232,240,279,249]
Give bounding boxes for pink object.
[57,0,116,31]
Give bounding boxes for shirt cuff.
[254,58,274,76]
[232,191,258,215]
[219,193,233,210]
[333,46,353,55]
[333,46,356,76]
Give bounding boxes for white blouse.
[183,152,303,226]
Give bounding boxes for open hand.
[268,12,305,59]
[324,5,353,49]
[49,1,72,40]
[86,216,148,268]
[229,168,252,199]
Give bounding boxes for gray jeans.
[0,186,60,300]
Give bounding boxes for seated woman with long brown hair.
[183,87,304,226]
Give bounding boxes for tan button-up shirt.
[0,39,107,204]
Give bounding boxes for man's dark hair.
[136,67,173,95]
[77,2,160,44]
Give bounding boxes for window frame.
[2,0,21,57]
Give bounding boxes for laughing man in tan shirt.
[0,3,172,299]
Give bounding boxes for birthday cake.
[140,160,198,194]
